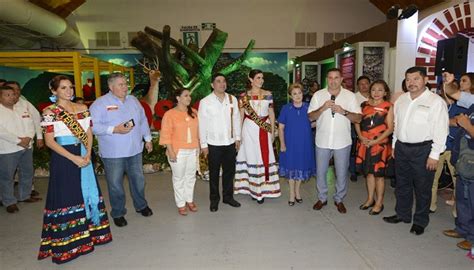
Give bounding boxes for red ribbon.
[245,115,270,181]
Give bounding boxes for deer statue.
[136,57,161,110]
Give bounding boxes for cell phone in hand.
[123,119,135,128]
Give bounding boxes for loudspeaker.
[435,35,469,76]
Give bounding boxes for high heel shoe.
[288,201,295,206]
[369,205,384,215]
[295,197,303,203]
[359,201,375,210]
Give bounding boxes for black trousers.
[395,141,435,227]
[208,144,236,204]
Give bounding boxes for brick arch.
[416,1,473,88]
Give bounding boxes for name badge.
[107,105,119,111]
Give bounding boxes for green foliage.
[33,145,51,170]
[22,72,61,107]
[142,135,168,166]
[261,72,288,116]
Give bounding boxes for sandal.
[178,207,188,216]
[187,202,198,212]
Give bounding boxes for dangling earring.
[70,95,75,101]
[49,95,57,103]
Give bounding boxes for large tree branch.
[161,25,190,84]
[145,26,206,66]
[219,40,255,75]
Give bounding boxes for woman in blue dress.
[278,83,316,206]
[38,75,112,264]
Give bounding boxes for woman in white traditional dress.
[234,69,281,204]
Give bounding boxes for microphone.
[331,95,336,117]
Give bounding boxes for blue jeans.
[0,149,34,206]
[455,176,474,243]
[315,145,351,203]
[102,153,148,218]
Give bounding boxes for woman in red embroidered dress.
[355,80,394,215]
[234,69,281,203]
[38,75,112,264]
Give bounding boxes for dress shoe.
[19,197,42,203]
[359,201,375,210]
[334,202,347,214]
[136,206,153,217]
[429,210,436,214]
[443,229,462,238]
[312,200,327,210]
[186,202,198,212]
[257,198,264,204]
[288,201,295,206]
[6,204,19,213]
[31,190,40,197]
[383,215,410,224]
[113,217,127,227]
[410,224,425,235]
[457,240,472,250]
[178,207,188,216]
[210,204,218,212]
[295,197,303,203]
[369,205,384,215]
[223,199,241,208]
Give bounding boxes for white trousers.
[169,148,198,207]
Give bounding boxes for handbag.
[438,160,454,190]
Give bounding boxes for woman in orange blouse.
[159,88,199,216]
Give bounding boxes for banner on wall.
[294,65,302,83]
[340,53,355,91]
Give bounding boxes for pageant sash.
[242,96,271,181]
[241,96,271,132]
[50,104,89,147]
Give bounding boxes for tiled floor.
[0,172,471,269]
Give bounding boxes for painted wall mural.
[1,26,289,131]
